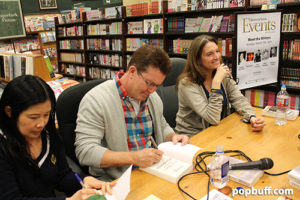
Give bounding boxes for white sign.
[236,11,281,90]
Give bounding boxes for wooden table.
[126,108,300,200]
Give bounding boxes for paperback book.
[140,142,201,183]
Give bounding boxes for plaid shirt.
[115,73,153,152]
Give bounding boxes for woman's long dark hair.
[0,75,56,170]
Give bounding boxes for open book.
[140,142,201,183]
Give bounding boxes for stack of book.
[288,165,300,190]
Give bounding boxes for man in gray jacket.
[75,45,189,181]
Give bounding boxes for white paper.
[199,189,233,200]
[101,165,132,200]
[144,194,161,200]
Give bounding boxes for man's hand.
[250,117,265,132]
[166,133,189,145]
[132,148,163,167]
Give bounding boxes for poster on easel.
[236,11,281,90]
[0,0,26,40]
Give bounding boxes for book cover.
[194,16,203,32]
[185,18,197,33]
[259,90,264,108]
[290,95,296,110]
[228,157,264,187]
[25,57,34,75]
[244,89,251,103]
[199,17,212,32]
[263,91,269,108]
[228,14,235,32]
[140,142,201,184]
[225,38,232,56]
[297,13,300,32]
[13,56,22,78]
[254,90,260,107]
[250,89,255,106]
[268,92,275,106]
[220,16,229,32]
[0,55,4,78]
[211,15,223,32]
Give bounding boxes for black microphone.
[230,158,274,170]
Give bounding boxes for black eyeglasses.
[138,71,160,89]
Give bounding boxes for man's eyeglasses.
[138,71,160,89]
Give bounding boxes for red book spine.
[250,89,255,106]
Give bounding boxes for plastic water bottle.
[209,146,229,188]
[275,84,289,126]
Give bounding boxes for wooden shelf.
[0,52,51,82]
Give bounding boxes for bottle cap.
[216,146,224,153]
[281,84,286,89]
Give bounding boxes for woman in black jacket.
[0,75,114,200]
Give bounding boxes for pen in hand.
[74,173,86,188]
[150,136,158,149]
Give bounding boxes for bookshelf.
[38,31,58,70]
[0,52,52,83]
[53,1,300,111]
[55,12,125,81]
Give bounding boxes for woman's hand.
[250,117,265,132]
[83,176,116,196]
[212,64,232,89]
[66,188,98,200]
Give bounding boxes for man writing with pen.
[75,45,190,182]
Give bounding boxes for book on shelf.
[140,141,201,184]
[124,0,162,16]
[127,21,144,34]
[143,19,163,34]
[220,16,229,32]
[185,18,197,33]
[47,77,79,99]
[86,9,102,21]
[211,15,223,32]
[0,54,34,81]
[225,38,232,56]
[44,56,55,78]
[105,6,122,19]
[199,17,213,32]
[40,32,56,43]
[193,17,204,32]
[244,89,276,108]
[282,13,298,32]
[228,14,235,32]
